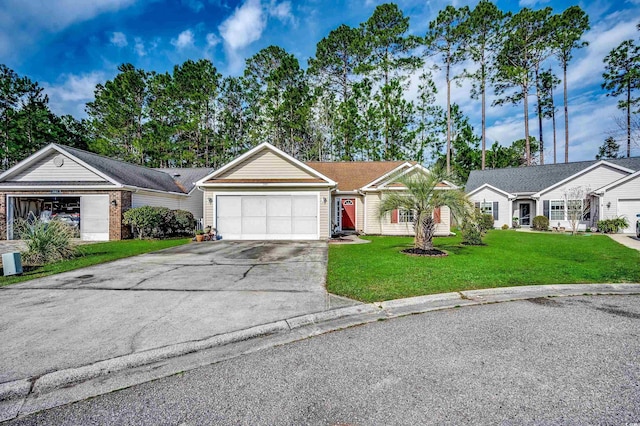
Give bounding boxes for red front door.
[341,199,355,230]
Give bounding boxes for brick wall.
[1,189,134,241]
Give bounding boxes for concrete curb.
[2,283,640,422]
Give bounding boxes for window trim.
[398,209,415,223]
[549,199,565,221]
[479,201,493,216]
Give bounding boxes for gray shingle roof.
[465,157,640,194]
[153,168,213,193]
[59,145,210,194]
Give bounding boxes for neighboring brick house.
[0,144,212,241]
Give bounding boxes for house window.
[567,199,583,221]
[479,202,493,216]
[550,200,565,221]
[399,209,415,223]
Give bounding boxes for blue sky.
[1,0,639,162]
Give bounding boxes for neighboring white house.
[0,144,212,241]
[466,157,640,233]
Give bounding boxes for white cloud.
[110,31,128,47]
[44,71,106,117]
[134,37,146,56]
[219,0,266,51]
[206,33,221,48]
[171,29,195,49]
[268,0,295,25]
[182,0,204,13]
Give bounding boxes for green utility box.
[2,252,23,276]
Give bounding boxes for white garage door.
[216,194,319,240]
[618,199,640,234]
[80,195,110,241]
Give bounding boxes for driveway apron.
[0,241,357,384]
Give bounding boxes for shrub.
[123,206,197,238]
[460,218,482,246]
[15,214,77,266]
[532,215,549,231]
[501,224,509,230]
[597,217,629,234]
[123,206,165,239]
[172,210,196,236]
[479,214,494,232]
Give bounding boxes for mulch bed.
[402,248,448,257]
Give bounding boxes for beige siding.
[202,187,331,239]
[356,196,364,233]
[468,187,511,228]
[364,192,451,236]
[219,150,314,179]
[132,191,203,220]
[364,192,382,234]
[13,152,107,182]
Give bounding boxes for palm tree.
[379,166,471,251]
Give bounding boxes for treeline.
[0,65,89,170]
[6,2,639,182]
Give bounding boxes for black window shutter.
[493,202,499,220]
[475,202,480,209]
[543,200,549,218]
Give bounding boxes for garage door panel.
[217,196,241,217]
[267,217,292,234]
[618,199,640,234]
[242,197,266,216]
[293,217,316,234]
[267,197,291,217]
[293,196,317,217]
[242,216,267,234]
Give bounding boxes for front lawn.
[0,238,190,286]
[327,231,640,302]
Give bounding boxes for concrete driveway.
[0,241,356,385]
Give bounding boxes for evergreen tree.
[550,6,589,163]
[602,38,640,158]
[425,5,470,173]
[493,7,552,166]
[463,0,504,170]
[595,136,621,160]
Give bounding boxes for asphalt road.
[9,295,640,425]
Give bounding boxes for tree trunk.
[414,213,435,251]
[446,59,451,174]
[535,68,544,165]
[627,83,631,158]
[551,84,557,164]
[563,63,569,163]
[481,61,486,170]
[523,84,531,166]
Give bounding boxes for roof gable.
[199,143,336,186]
[466,157,640,194]
[3,150,109,184]
[0,144,194,194]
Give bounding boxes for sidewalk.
[608,233,640,251]
[2,282,639,422]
